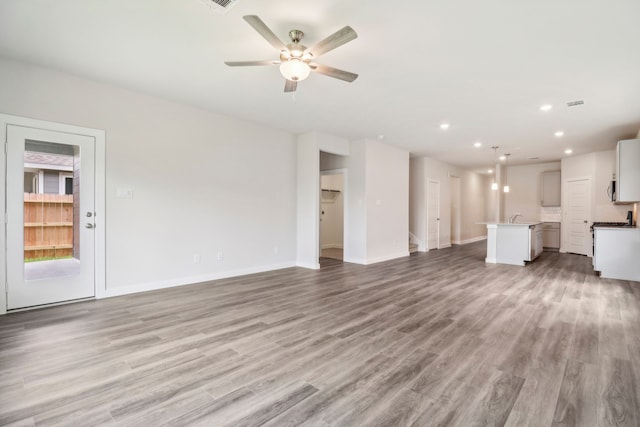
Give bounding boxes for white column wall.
[364,140,410,263]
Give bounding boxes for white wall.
[459,170,490,242]
[364,139,409,263]
[410,156,489,249]
[345,140,367,263]
[0,57,297,298]
[562,150,630,223]
[504,162,561,222]
[320,174,344,249]
[296,134,321,269]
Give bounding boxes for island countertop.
[479,221,543,227]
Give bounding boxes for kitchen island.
[485,222,543,266]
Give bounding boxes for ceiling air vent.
[567,100,584,107]
[197,0,239,14]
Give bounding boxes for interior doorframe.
[319,169,348,263]
[426,178,441,250]
[1,114,106,315]
[561,175,592,256]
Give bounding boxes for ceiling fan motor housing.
[288,29,304,43]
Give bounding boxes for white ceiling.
[1,0,640,171]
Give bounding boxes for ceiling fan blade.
[306,26,357,57]
[310,63,358,82]
[284,79,298,92]
[224,60,280,67]
[243,15,287,51]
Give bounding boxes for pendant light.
[503,153,510,193]
[491,146,499,190]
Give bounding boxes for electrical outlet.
[217,251,224,261]
[193,253,201,264]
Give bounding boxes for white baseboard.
[320,244,344,250]
[485,257,497,263]
[453,236,487,245]
[101,261,296,299]
[344,251,409,265]
[296,261,321,270]
[363,251,410,265]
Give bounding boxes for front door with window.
[6,125,96,309]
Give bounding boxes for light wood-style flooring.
[1,242,639,426]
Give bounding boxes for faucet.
[508,213,522,224]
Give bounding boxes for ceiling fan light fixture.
[280,59,311,82]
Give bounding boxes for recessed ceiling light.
[440,123,450,130]
[555,131,564,137]
[565,149,573,154]
[488,169,493,173]
[474,141,482,148]
[499,155,506,161]
[540,104,553,112]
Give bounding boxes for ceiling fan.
[225,15,358,92]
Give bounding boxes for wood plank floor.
[1,242,639,426]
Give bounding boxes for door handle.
[85,223,95,229]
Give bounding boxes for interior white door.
[450,176,461,244]
[427,179,440,250]
[564,178,591,256]
[6,125,96,309]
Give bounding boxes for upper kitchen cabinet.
[617,139,640,202]
[541,171,561,206]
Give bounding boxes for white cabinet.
[542,222,560,249]
[541,171,561,206]
[594,228,640,281]
[616,139,640,202]
[486,223,543,266]
[530,224,544,260]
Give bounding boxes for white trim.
[37,170,44,194]
[320,244,343,250]
[0,113,106,314]
[103,262,297,298]
[426,178,441,250]
[348,251,409,265]
[453,235,488,245]
[24,163,73,172]
[295,261,320,270]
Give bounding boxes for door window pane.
[23,141,80,280]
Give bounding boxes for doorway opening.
[319,172,345,267]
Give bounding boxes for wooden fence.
[24,193,74,260]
